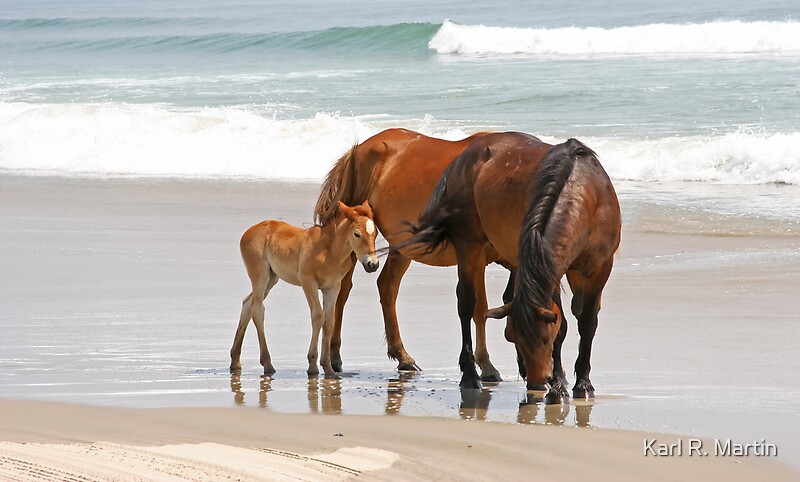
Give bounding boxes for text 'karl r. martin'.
[644,439,778,457]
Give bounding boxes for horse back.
[470,133,553,263]
[547,154,621,276]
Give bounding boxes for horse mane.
[512,138,595,345]
[314,143,370,226]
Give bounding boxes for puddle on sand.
[227,369,612,428]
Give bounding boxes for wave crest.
[430,20,800,56]
[1,102,798,184]
[595,132,800,184]
[0,103,374,179]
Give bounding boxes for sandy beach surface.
[1,174,799,480]
[0,399,795,481]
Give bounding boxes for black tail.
[511,139,594,344]
[395,160,459,255]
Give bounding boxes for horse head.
[486,299,559,387]
[337,200,380,273]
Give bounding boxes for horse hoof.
[324,373,341,380]
[572,379,595,399]
[480,373,503,383]
[230,366,242,374]
[263,368,276,377]
[549,379,570,399]
[545,391,566,405]
[397,361,422,372]
[331,362,343,373]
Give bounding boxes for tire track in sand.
[0,442,399,481]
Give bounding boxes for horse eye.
[354,232,361,238]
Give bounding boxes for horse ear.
[535,307,558,324]
[486,302,512,320]
[337,201,355,220]
[360,199,374,216]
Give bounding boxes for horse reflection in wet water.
[230,201,379,379]
[404,133,621,399]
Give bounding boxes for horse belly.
[266,255,302,286]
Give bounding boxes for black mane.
[511,139,595,344]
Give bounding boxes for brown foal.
[230,200,379,378]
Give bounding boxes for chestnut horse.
[231,201,379,378]
[314,128,511,381]
[404,132,621,398]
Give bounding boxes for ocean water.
[2,0,800,185]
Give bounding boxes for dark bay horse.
[404,132,621,398]
[315,128,512,381]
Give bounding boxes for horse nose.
[363,258,380,273]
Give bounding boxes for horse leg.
[548,287,570,398]
[230,292,253,372]
[473,261,502,382]
[301,279,324,377]
[252,271,279,376]
[320,286,341,379]
[377,250,420,371]
[568,259,614,399]
[331,255,355,372]
[455,244,483,389]
[231,253,276,373]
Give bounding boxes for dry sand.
[0,399,796,481]
[1,174,798,480]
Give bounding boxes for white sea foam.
[430,20,800,56]
[0,102,376,180]
[591,132,800,184]
[1,102,798,184]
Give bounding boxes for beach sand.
[1,174,798,480]
[0,398,795,481]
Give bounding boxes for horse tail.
[314,143,370,225]
[512,138,594,343]
[397,159,459,255]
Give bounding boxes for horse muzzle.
[361,256,380,273]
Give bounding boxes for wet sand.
[1,174,798,479]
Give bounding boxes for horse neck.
[316,218,355,262]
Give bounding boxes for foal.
[230,200,379,378]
